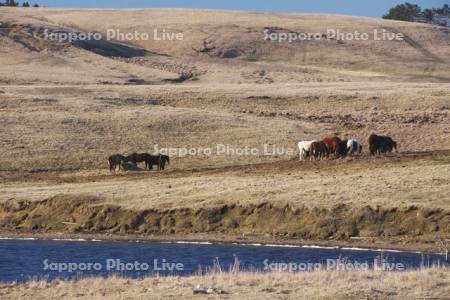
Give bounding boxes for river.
[0,238,445,283]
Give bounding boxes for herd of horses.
[298,133,397,160]
[107,134,397,172]
[108,153,170,172]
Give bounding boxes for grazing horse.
[322,136,342,155]
[347,139,363,156]
[108,154,126,172]
[335,140,349,158]
[298,140,316,160]
[368,134,397,155]
[126,153,146,165]
[145,154,170,170]
[125,153,150,169]
[310,141,329,160]
[158,155,170,170]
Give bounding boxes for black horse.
[368,134,397,155]
[146,154,170,170]
[108,154,126,172]
[335,140,349,158]
[126,153,170,170]
[158,154,170,170]
[125,153,152,170]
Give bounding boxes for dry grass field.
[1,7,450,299]
[0,83,449,172]
[0,8,449,248]
[1,268,449,299]
[1,151,449,210]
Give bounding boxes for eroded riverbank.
[1,195,449,253]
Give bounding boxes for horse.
[298,140,316,160]
[125,153,151,169]
[145,154,170,170]
[347,139,363,156]
[108,154,126,172]
[310,141,329,160]
[368,134,397,155]
[347,139,362,155]
[379,140,397,154]
[126,153,146,165]
[322,136,342,155]
[158,155,170,170]
[335,139,349,158]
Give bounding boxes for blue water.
[0,239,446,283]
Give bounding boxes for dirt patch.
[1,195,448,244]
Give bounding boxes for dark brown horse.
[323,136,342,155]
[158,154,170,170]
[368,134,397,155]
[126,153,170,170]
[125,153,153,170]
[108,154,126,172]
[310,141,329,160]
[335,139,349,158]
[146,154,170,170]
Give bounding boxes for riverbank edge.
[1,196,449,254]
[0,230,446,254]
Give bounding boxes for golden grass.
[1,152,449,210]
[1,83,449,172]
[1,268,449,299]
[1,8,450,85]
[1,81,449,212]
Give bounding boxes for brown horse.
[323,136,342,155]
[310,141,329,160]
[108,154,126,172]
[335,139,349,158]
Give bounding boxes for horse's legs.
[108,158,114,173]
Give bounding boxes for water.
[0,238,445,283]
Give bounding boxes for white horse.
[347,139,362,155]
[298,140,316,160]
